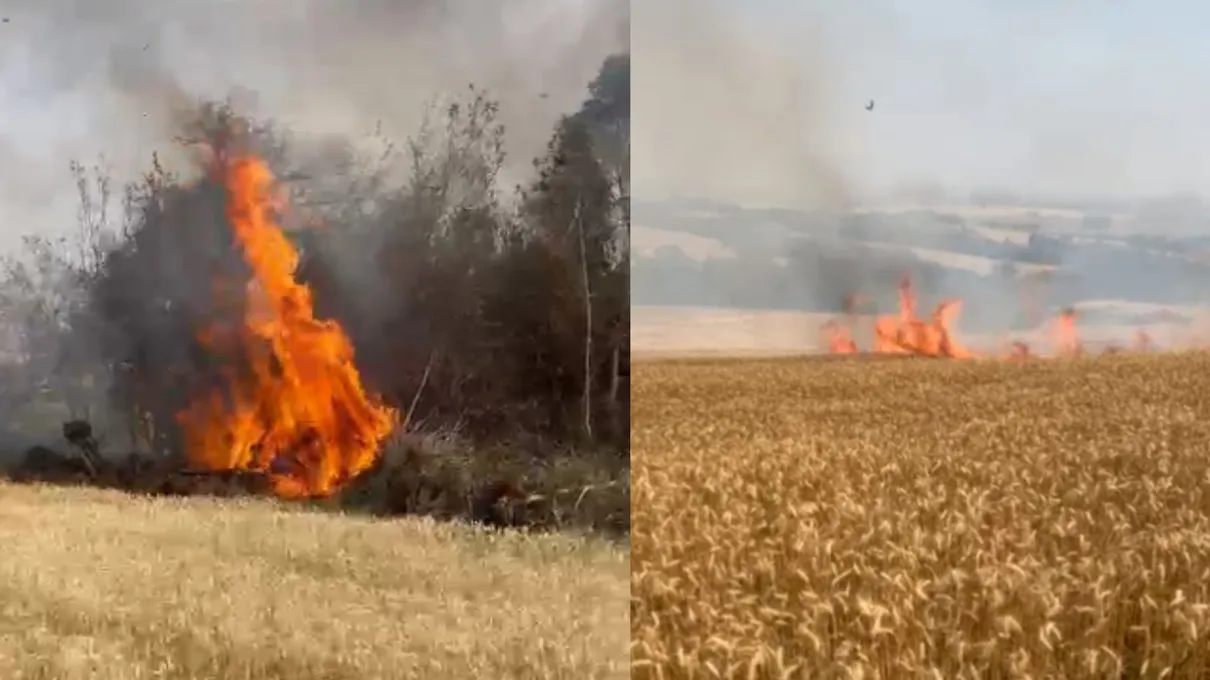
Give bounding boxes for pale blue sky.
[695,0,1210,200]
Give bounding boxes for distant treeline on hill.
[632,200,1210,329]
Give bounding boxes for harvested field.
[0,482,629,679]
[632,352,1210,678]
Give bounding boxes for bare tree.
[573,199,593,439]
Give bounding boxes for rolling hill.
[632,197,1210,355]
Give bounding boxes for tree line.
[0,54,631,458]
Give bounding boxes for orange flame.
[1052,307,1082,357]
[821,319,858,354]
[1134,328,1154,352]
[176,153,397,498]
[862,275,970,358]
[820,276,1160,360]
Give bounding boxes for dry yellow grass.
[632,353,1210,678]
[0,482,629,680]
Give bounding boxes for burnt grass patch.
[3,427,629,538]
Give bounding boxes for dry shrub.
[7,446,93,485]
[632,352,1210,678]
[339,431,630,535]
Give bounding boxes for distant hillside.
[632,198,1210,333]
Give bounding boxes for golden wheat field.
[0,482,629,680]
[631,353,1210,679]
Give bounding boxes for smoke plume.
[631,0,863,209]
[0,0,628,250]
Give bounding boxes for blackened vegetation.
[0,55,630,536]
[9,424,630,536]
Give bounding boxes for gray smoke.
[631,0,863,210]
[631,1,1210,351]
[0,0,628,250]
[0,0,627,451]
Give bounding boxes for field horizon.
[632,303,1210,359]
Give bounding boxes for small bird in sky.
[865,100,875,111]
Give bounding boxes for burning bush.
[175,150,397,498]
[0,55,630,529]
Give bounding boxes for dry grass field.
[632,353,1210,678]
[0,483,629,680]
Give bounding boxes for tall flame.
[1053,307,1081,357]
[867,275,970,358]
[176,153,397,498]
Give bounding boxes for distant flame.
[1052,307,1081,357]
[820,275,1158,360]
[1134,328,1154,352]
[863,275,970,358]
[176,153,396,498]
[821,319,857,354]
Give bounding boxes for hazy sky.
[635,0,1210,206]
[0,0,625,253]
